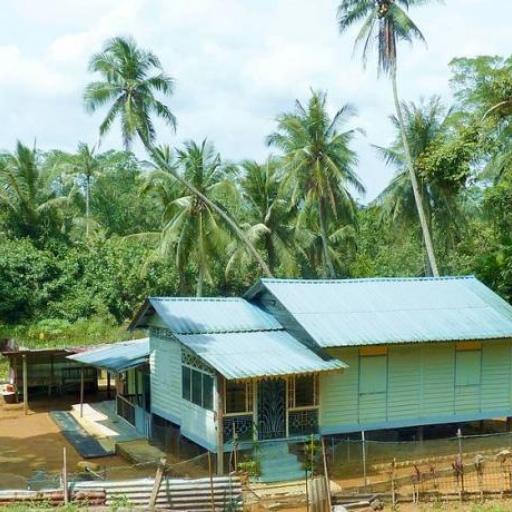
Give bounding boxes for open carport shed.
[1,347,98,414]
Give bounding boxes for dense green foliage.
[1,34,512,346]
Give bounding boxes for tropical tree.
[84,36,176,149]
[144,140,239,296]
[0,142,70,243]
[226,157,300,276]
[267,90,364,278]
[84,36,272,277]
[375,97,469,260]
[53,142,100,239]
[337,0,440,276]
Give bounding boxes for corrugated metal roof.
[174,330,346,380]
[149,297,281,334]
[67,338,149,373]
[246,276,512,347]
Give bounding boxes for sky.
[0,0,510,201]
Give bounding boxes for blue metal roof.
[175,330,346,380]
[67,338,149,373]
[246,276,512,347]
[148,297,281,334]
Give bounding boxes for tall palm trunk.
[391,68,440,277]
[197,214,204,297]
[318,199,336,278]
[148,144,273,278]
[85,174,90,240]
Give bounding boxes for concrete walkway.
[70,401,143,452]
[70,400,164,466]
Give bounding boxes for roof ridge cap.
[261,275,476,284]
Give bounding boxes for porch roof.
[175,330,346,380]
[67,338,149,373]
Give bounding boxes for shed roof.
[67,338,149,373]
[132,297,281,334]
[175,330,345,380]
[245,276,512,347]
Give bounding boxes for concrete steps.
[258,442,304,483]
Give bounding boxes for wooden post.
[80,367,85,418]
[22,355,28,415]
[320,438,332,512]
[149,457,166,511]
[48,354,54,397]
[208,451,216,512]
[62,447,68,504]
[215,373,224,475]
[106,372,111,400]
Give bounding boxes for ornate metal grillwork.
[288,409,319,436]
[181,347,214,374]
[223,414,254,442]
[258,379,286,440]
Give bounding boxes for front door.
[257,379,286,440]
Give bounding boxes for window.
[182,365,214,410]
[359,355,387,394]
[455,349,481,387]
[225,381,253,415]
[203,374,214,410]
[288,375,318,409]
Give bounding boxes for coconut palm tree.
[53,142,100,239]
[145,140,239,296]
[84,36,272,277]
[226,157,300,276]
[337,0,440,276]
[267,90,364,278]
[0,142,70,242]
[84,36,176,149]
[375,97,465,258]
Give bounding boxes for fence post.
[321,438,332,511]
[208,452,215,512]
[62,447,68,504]
[362,430,368,488]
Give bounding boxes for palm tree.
[84,36,176,149]
[337,0,440,276]
[84,37,272,277]
[54,142,100,239]
[375,97,464,260]
[267,90,364,278]
[226,157,300,276]
[0,142,69,242]
[145,140,239,296]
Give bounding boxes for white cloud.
[0,0,510,200]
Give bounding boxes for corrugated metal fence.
[72,475,242,510]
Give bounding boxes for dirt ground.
[0,394,150,489]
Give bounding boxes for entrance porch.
[222,374,319,448]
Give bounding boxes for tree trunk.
[391,68,440,277]
[148,145,273,278]
[318,199,336,278]
[85,174,90,240]
[197,214,204,297]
